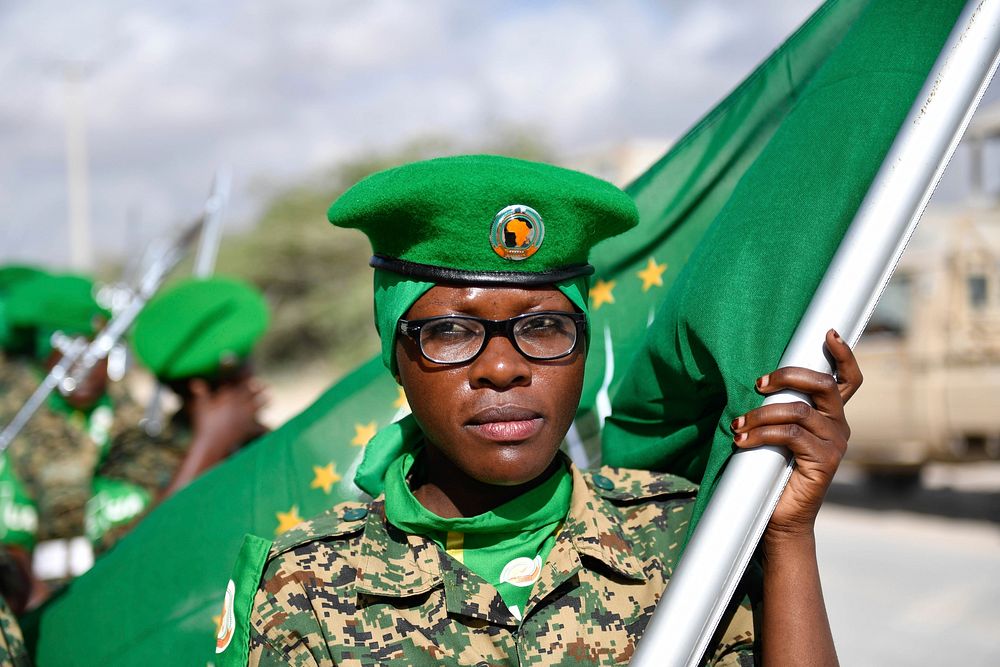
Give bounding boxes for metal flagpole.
[630,1,1000,665]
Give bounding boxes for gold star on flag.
[352,421,378,447]
[393,387,408,410]
[590,279,616,309]
[310,462,341,494]
[275,505,304,534]
[212,613,222,633]
[637,257,667,292]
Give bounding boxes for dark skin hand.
[731,328,863,667]
[161,372,269,498]
[397,285,862,665]
[44,349,109,411]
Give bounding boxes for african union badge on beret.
[491,204,544,261]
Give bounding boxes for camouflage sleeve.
[0,593,31,667]
[90,419,191,554]
[9,410,96,541]
[104,385,147,441]
[99,423,186,497]
[704,594,756,666]
[246,551,329,666]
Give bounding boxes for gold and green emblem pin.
[490,204,544,261]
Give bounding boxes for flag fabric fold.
[27,0,966,663]
[602,0,965,528]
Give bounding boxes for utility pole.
[64,64,93,271]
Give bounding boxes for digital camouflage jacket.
[0,592,29,667]
[87,415,193,554]
[217,464,755,666]
[1,357,144,543]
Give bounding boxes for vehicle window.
[867,274,911,336]
[967,275,988,308]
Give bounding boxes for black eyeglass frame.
[397,311,588,364]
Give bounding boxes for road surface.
[818,463,1000,665]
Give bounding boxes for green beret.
[0,265,47,352]
[329,155,638,370]
[133,277,269,381]
[0,265,46,293]
[4,273,106,337]
[327,154,639,284]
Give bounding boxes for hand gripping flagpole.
[631,1,1000,665]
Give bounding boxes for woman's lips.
[467,419,543,442]
[466,406,543,443]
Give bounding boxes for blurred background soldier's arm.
[0,271,129,606]
[89,276,270,555]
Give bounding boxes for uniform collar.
[353,461,646,624]
[355,500,520,626]
[561,464,646,581]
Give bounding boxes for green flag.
[28,0,965,663]
[30,357,397,664]
[601,0,965,528]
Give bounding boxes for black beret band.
[370,255,594,285]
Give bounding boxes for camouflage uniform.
[0,357,41,557]
[0,357,38,621]
[0,357,37,442]
[0,591,29,667]
[3,378,143,544]
[228,465,754,666]
[87,415,193,554]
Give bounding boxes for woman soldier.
[218,155,859,666]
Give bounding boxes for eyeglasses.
[397,311,587,365]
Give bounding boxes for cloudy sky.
[1,0,994,268]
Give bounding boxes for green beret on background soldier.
[1,272,143,599]
[89,276,270,554]
[216,156,860,666]
[0,265,46,364]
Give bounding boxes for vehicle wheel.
[865,468,922,492]
[986,436,1000,460]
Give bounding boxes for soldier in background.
[89,276,270,554]
[0,265,47,622]
[2,273,143,595]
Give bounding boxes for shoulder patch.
[585,466,698,502]
[269,500,372,557]
[216,534,272,666]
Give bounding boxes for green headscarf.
[384,449,572,620]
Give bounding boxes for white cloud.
[1,0,832,267]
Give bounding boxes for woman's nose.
[468,334,531,390]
